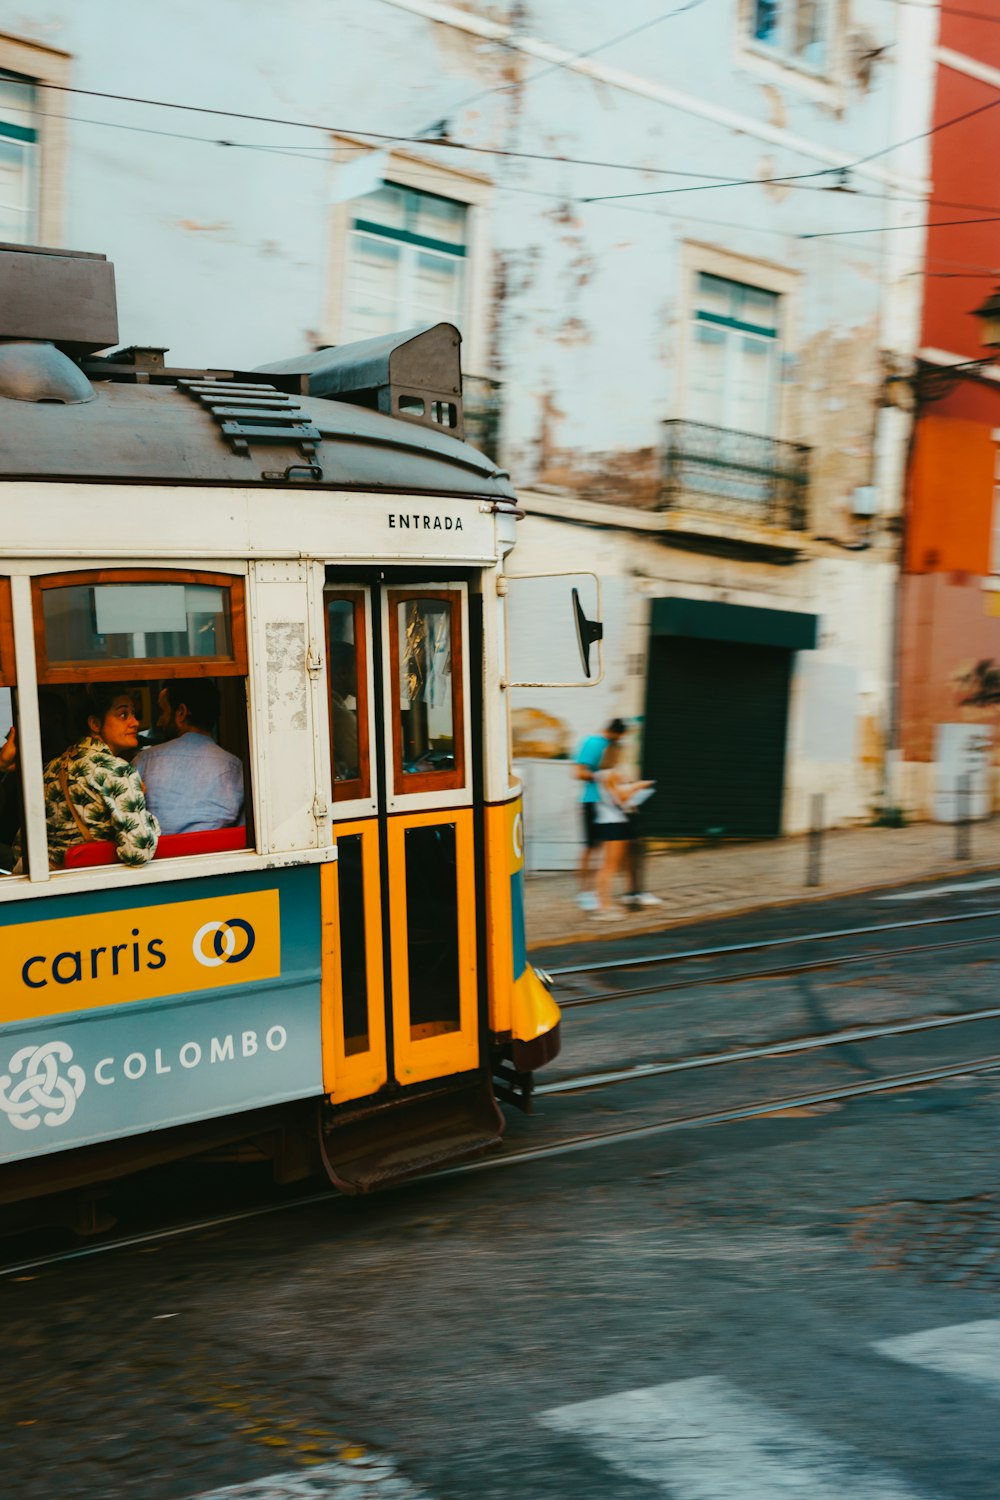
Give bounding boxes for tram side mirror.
[573,587,603,680]
[505,572,604,687]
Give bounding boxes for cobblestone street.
[5,1066,1000,1499]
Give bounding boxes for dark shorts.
[581,802,600,849]
[595,819,632,843]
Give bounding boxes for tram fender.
[510,965,561,1071]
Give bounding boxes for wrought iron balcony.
[661,420,810,531]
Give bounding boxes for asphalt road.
[4,873,1000,1500]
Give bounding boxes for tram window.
[403,822,461,1040]
[32,571,246,682]
[28,571,251,867]
[336,833,370,1055]
[390,593,464,793]
[326,592,369,801]
[37,677,250,869]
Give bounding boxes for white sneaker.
[577,890,599,911]
[629,892,663,907]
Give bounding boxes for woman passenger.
[43,685,160,869]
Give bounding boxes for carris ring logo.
[192,917,256,968]
[0,1041,85,1131]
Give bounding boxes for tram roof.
[0,375,517,501]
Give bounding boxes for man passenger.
[134,678,244,836]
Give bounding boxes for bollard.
[806,792,825,887]
[955,772,972,860]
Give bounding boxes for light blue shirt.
[576,733,608,805]
[134,733,244,837]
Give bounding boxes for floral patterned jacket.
[43,735,160,869]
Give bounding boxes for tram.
[0,244,584,1217]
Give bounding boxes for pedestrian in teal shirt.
[574,718,625,911]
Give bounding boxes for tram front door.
[320,579,483,1121]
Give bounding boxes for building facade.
[0,0,939,864]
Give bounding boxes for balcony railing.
[662,420,810,531]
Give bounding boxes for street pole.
[806,792,825,886]
[955,772,971,860]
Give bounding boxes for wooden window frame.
[31,569,248,684]
[0,577,14,686]
[387,588,465,797]
[744,0,835,80]
[326,135,492,374]
[0,34,71,247]
[325,589,371,804]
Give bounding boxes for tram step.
[318,1079,504,1194]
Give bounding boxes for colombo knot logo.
[0,1041,86,1132]
[192,916,257,968]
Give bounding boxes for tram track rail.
[543,905,1000,981]
[536,1003,1000,1095]
[544,909,1000,1009]
[553,930,1000,1008]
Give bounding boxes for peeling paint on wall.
[265,621,307,733]
[792,318,881,538]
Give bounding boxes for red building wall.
[899,12,1000,769]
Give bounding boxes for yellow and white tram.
[0,244,568,1213]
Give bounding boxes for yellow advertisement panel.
[0,889,281,1024]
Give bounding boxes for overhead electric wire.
[20,85,1000,224]
[803,211,1000,239]
[586,78,1000,203]
[35,79,828,182]
[26,75,947,196]
[2,86,913,205]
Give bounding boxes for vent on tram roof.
[0,340,95,404]
[177,378,322,457]
[254,322,464,440]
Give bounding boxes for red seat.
[64,826,247,869]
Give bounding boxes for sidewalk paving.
[524,818,1000,950]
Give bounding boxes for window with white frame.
[0,69,37,243]
[344,183,467,344]
[749,0,831,72]
[686,273,781,437]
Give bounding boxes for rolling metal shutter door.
[641,636,792,838]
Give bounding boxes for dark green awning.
[650,597,818,650]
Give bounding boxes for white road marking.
[877,877,1000,902]
[182,1455,434,1498]
[540,1375,922,1497]
[875,1319,1000,1395]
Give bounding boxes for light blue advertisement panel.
[0,866,323,1164]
